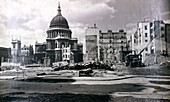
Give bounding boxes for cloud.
[126,23,137,28]
[125,23,137,38]
[164,19,170,24]
[23,17,48,30]
[66,1,115,23]
[0,15,7,23]
[161,11,170,20]
[0,23,11,47]
[1,0,168,52]
[125,23,137,39]
[10,28,46,47]
[0,0,116,50]
[126,27,136,35]
[71,26,86,53]
[161,11,170,16]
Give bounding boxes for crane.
[125,35,157,67]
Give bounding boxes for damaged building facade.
[85,24,128,63]
[11,39,34,66]
[131,20,170,65]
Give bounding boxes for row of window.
[63,49,70,53]
[63,54,70,58]
[21,48,29,50]
[142,25,164,32]
[100,36,125,39]
[47,42,70,49]
[138,25,148,31]
[145,33,165,38]
[145,47,154,53]
[100,40,125,43]
[47,32,70,38]
[0,51,8,56]
[145,50,154,56]
[13,44,21,49]
[47,33,67,38]
[138,39,148,43]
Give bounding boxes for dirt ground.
[0,65,170,102]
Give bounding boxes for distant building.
[74,43,83,63]
[85,24,128,63]
[131,31,138,54]
[85,24,100,62]
[152,20,167,55]
[99,29,128,62]
[165,24,170,55]
[34,42,46,64]
[0,47,11,66]
[21,45,34,66]
[11,39,21,63]
[11,39,34,66]
[132,20,169,64]
[44,3,83,66]
[135,21,153,62]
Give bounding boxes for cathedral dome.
[50,15,69,28]
[49,3,69,28]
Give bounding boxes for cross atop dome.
[57,2,62,16]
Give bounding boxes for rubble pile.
[53,62,114,71]
[159,60,170,69]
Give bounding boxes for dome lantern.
[57,2,62,16]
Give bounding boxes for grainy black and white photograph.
[0,0,170,102]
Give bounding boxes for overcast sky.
[0,0,170,53]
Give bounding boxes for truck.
[125,53,143,67]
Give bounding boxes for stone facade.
[85,24,100,62]
[85,25,128,63]
[132,20,169,64]
[44,3,83,66]
[0,47,11,66]
[165,24,170,55]
[21,45,34,66]
[34,42,46,64]
[136,21,152,62]
[99,29,127,62]
[11,39,21,63]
